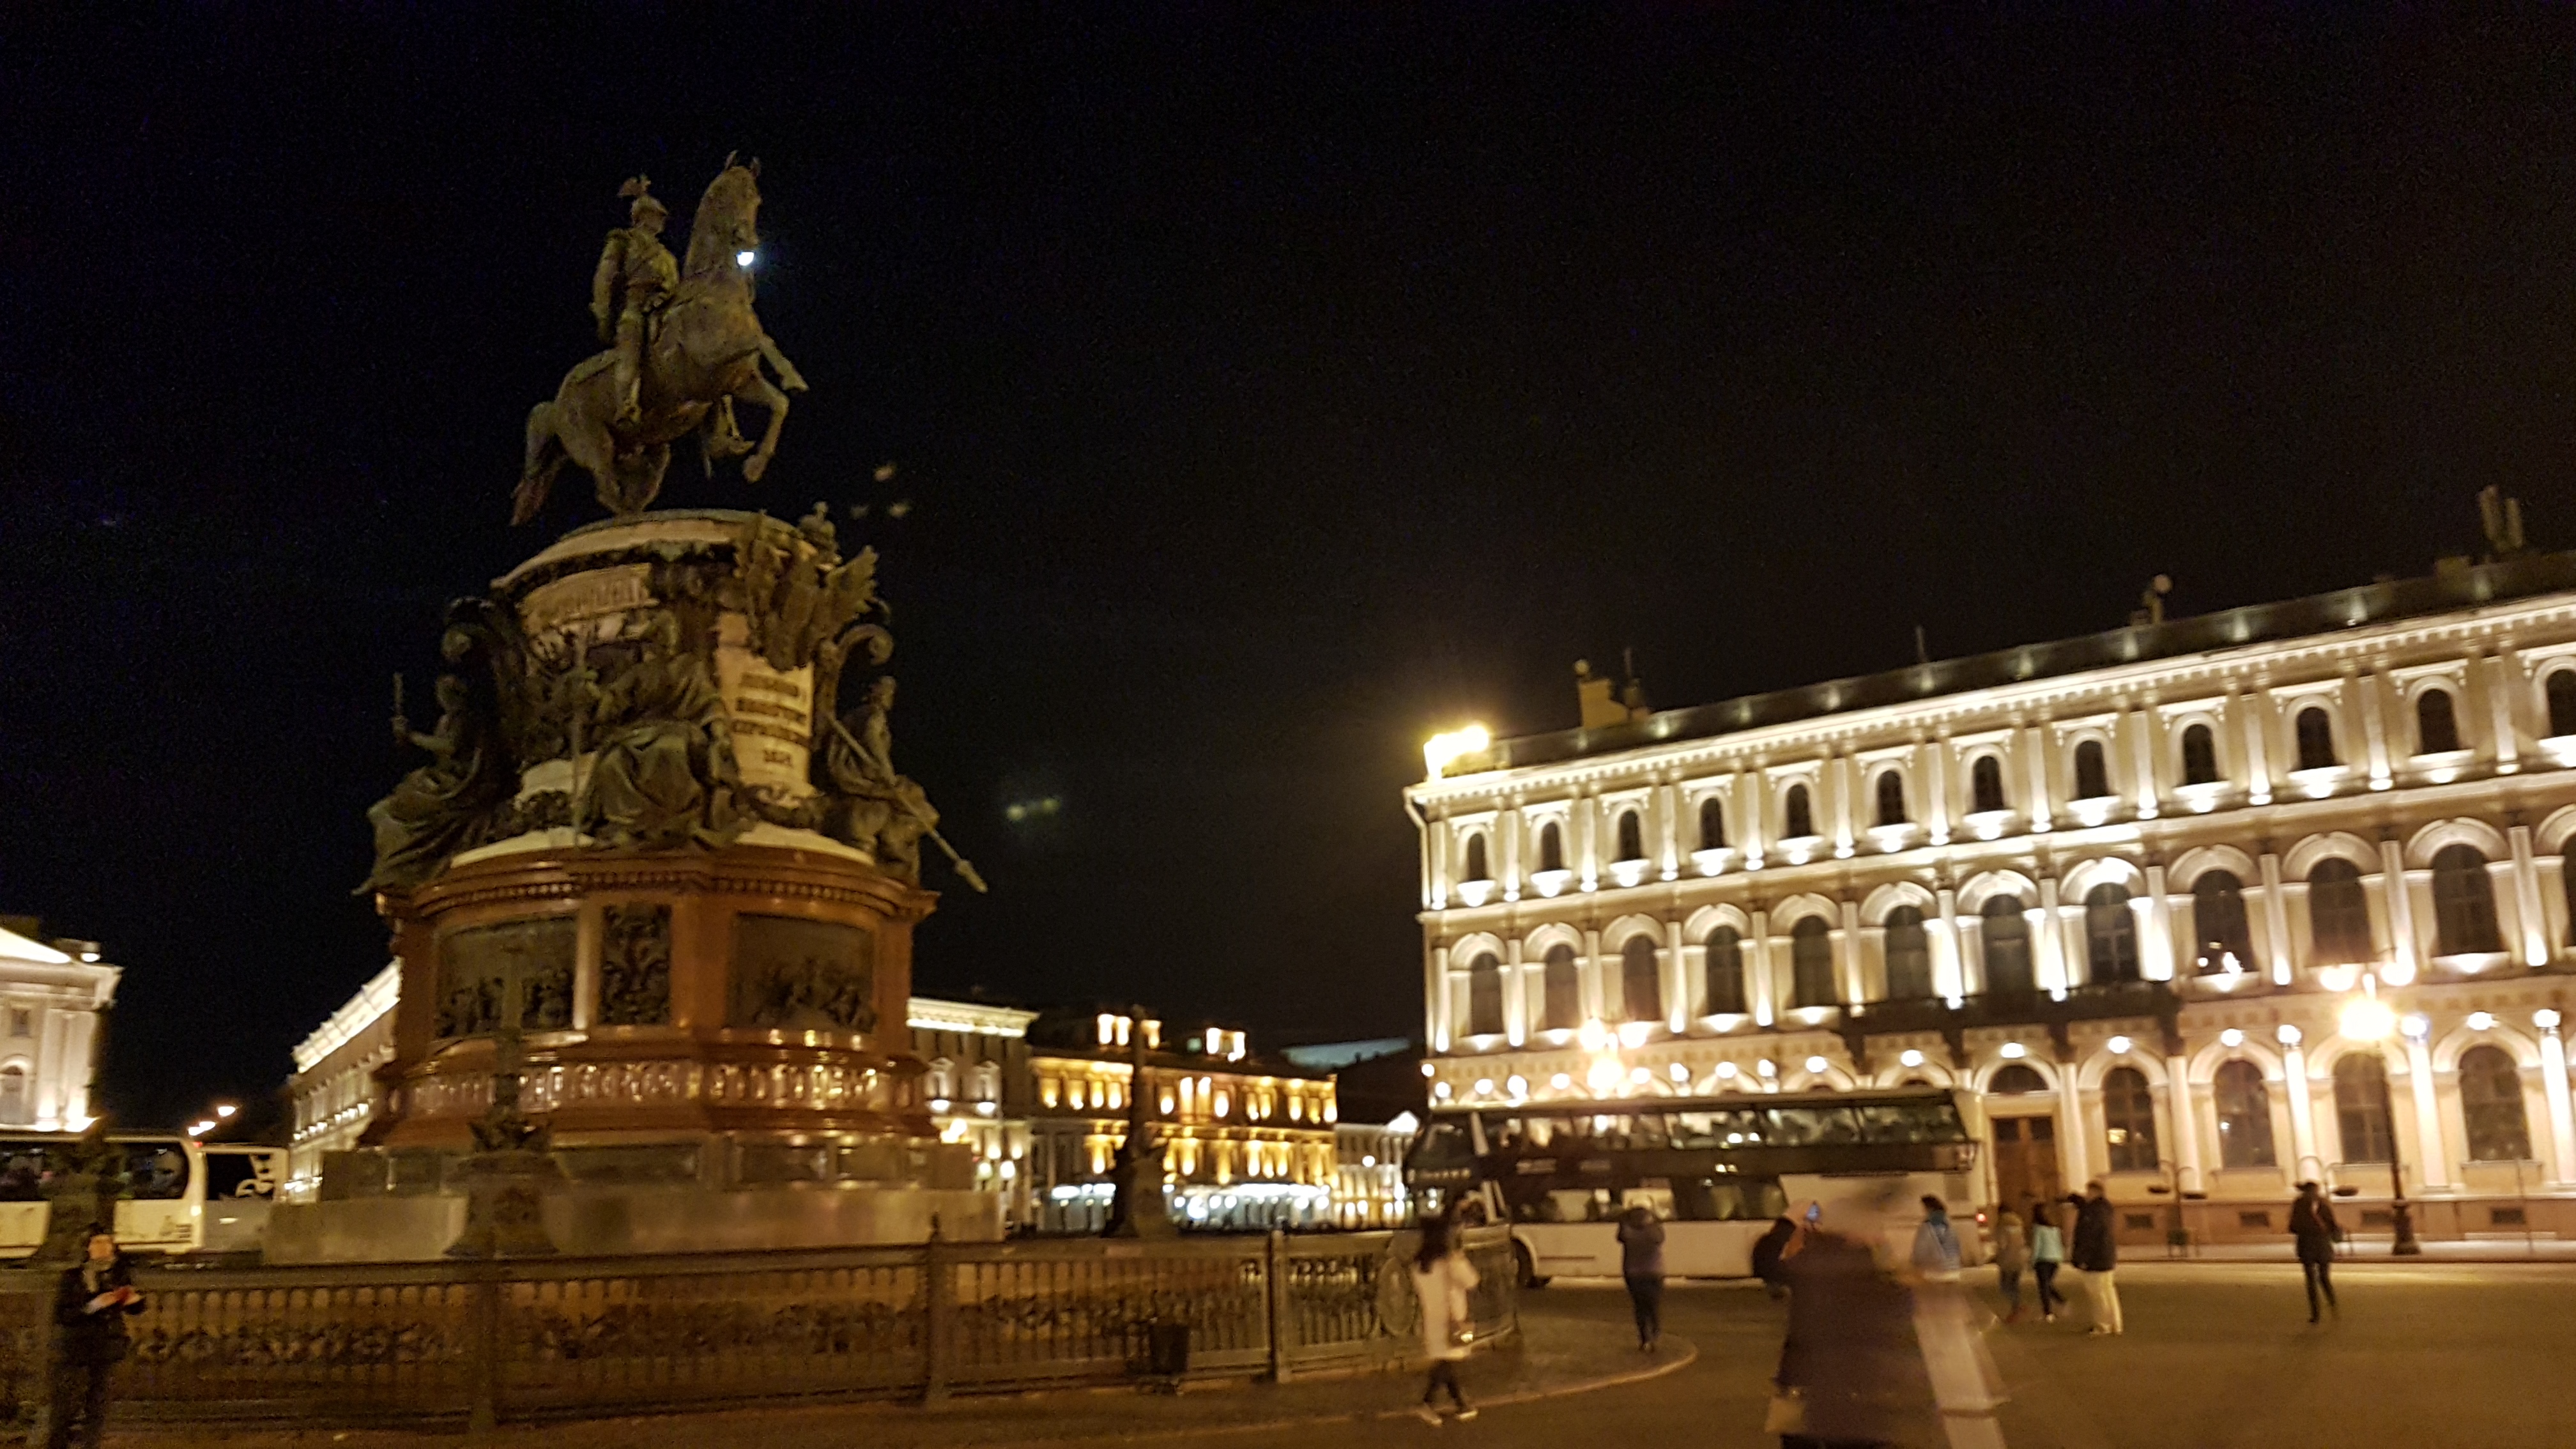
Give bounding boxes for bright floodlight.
[2339,998,2395,1042]
[215,1104,238,1119]
[1422,724,1492,780]
[735,249,756,267]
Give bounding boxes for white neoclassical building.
[0,919,118,1133]
[1409,555,2576,1246]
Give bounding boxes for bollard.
[1266,1229,1292,1383]
[921,1216,951,1405]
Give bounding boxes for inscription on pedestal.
[714,613,815,800]
[730,914,875,1032]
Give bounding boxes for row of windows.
[1989,1048,2535,1174]
[1456,843,2535,1032]
[1452,674,2576,882]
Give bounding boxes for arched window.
[1538,820,1565,873]
[1970,755,2007,813]
[2214,1060,2276,1168]
[2102,1066,2159,1172]
[2084,883,2139,983]
[1620,935,1662,1022]
[1697,797,1726,851]
[1460,833,1489,883]
[1541,944,1581,1030]
[1790,917,1836,1007]
[2333,1053,2393,1164]
[1614,810,1644,862]
[2306,858,2373,963]
[2415,689,2461,755]
[1883,907,1933,1000]
[1981,895,2033,995]
[1703,926,1746,1015]
[2191,870,2255,972]
[2432,843,2503,954]
[1988,1064,2048,1095]
[1783,783,1816,840]
[1466,954,1504,1037]
[2295,707,2337,771]
[2181,723,2220,786]
[1874,770,1907,827]
[2550,670,2576,739]
[2459,1045,2532,1162]
[2073,739,2111,801]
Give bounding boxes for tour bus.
[1404,1087,1983,1286]
[0,1135,287,1259]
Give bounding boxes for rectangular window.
[7,1010,27,1039]
[2237,1211,2272,1229]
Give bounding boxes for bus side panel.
[112,1198,195,1254]
[0,1202,44,1260]
[1514,1222,1619,1278]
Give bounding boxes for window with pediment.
[2073,739,2111,801]
[1970,755,2007,813]
[1698,796,1727,850]
[2415,689,2461,755]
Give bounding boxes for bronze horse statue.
[513,159,806,525]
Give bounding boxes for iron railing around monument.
[0,1227,1516,1427]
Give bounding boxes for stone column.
[1427,816,1453,909]
[1501,805,1524,903]
[2023,724,2054,833]
[2055,1061,2090,1188]
[2379,836,2420,979]
[2142,864,2176,980]
[1736,770,1764,870]
[58,1013,97,1129]
[2129,706,2163,820]
[1748,910,1776,1027]
[1926,737,1952,845]
[2356,667,2391,790]
[2510,822,2549,968]
[2538,1013,2576,1188]
[1933,886,1965,1001]
[1577,793,1600,893]
[1832,753,1857,859]
[1665,918,1689,1032]
[2241,690,2274,806]
[2279,1027,2320,1179]
[2258,850,2294,985]
[1659,781,1683,881]
[1582,928,1606,1024]
[2166,1054,2204,1192]
[1838,898,1865,1007]
[1503,937,1528,1046]
[2035,880,2068,997]
[2488,648,2524,774]
[1427,945,1451,1052]
[2403,1031,2450,1190]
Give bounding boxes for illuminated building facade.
[286,962,401,1197]
[906,996,1038,1229]
[0,918,118,1133]
[1025,1009,1340,1232]
[1410,555,2576,1245]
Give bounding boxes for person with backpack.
[1409,1208,1482,1424]
[1617,1204,1667,1351]
[2027,1199,2067,1322]
[2069,1182,2122,1336]
[1990,1206,2030,1323]
[2288,1181,2342,1323]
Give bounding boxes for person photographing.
[50,1230,143,1449]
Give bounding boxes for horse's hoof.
[743,456,769,483]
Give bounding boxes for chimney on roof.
[2478,486,2528,560]
[1574,654,1651,730]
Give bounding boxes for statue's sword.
[827,715,989,894]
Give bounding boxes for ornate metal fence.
[0,1228,1515,1426]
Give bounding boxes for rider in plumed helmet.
[591,176,680,425]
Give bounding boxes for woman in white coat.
[1411,1208,1482,1423]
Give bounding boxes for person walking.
[1990,1206,2030,1323]
[1409,1209,1481,1425]
[49,1230,142,1449]
[1752,1214,1798,1301]
[1910,1195,1961,1282]
[1770,1200,1935,1449]
[2288,1181,2342,1323]
[2028,1200,2066,1322]
[1617,1204,1667,1351]
[2069,1182,2123,1336]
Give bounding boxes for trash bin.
[1145,1321,1191,1377]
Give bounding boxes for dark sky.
[5,10,2573,1129]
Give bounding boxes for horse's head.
[683,158,763,277]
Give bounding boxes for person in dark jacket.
[1773,1211,1933,1449]
[50,1232,143,1449]
[2288,1182,2341,1323]
[2068,1183,2122,1336]
[1616,1204,1667,1350]
[1752,1215,1798,1300]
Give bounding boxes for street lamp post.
[2336,973,2422,1257]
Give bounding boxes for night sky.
[5,11,2573,1130]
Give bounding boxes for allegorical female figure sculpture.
[365,675,511,892]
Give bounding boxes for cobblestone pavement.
[128,1264,2574,1448]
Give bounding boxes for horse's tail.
[512,401,567,526]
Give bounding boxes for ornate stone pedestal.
[278,509,985,1262]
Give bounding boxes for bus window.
[1405,1121,1478,1186]
[123,1144,189,1200]
[1670,1109,1767,1148]
[0,1148,48,1200]
[1763,1105,1863,1146]
[1669,1176,1790,1222]
[200,1149,279,1201]
[1620,1181,1675,1220]
[1602,1114,1668,1150]
[1854,1101,1966,1144]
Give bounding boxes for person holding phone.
[1768,1199,1925,1449]
[49,1230,144,1449]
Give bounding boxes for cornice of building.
[293,962,401,1075]
[907,995,1040,1038]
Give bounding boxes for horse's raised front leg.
[759,332,809,393]
[733,371,790,484]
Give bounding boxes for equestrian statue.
[513,157,810,525]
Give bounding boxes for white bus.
[0,1135,288,1259]
[1404,1088,1983,1285]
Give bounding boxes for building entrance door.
[1989,1114,2062,1213]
